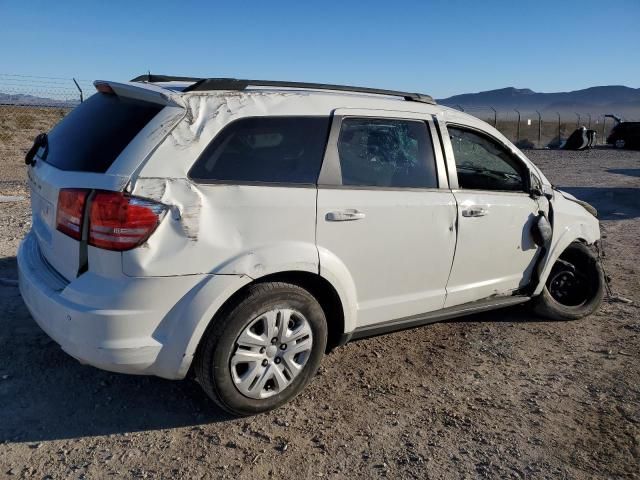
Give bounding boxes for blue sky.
[1,0,639,98]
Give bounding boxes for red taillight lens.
[88,192,167,251]
[56,189,89,239]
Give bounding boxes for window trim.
[187,115,331,187]
[440,121,532,195]
[318,113,447,191]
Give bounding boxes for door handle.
[462,206,488,217]
[326,209,366,222]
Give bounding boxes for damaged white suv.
[18,75,604,415]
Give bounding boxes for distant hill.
[0,92,77,107]
[437,86,640,118]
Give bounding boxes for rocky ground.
[0,148,638,479]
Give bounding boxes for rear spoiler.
[93,80,185,108]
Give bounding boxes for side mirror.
[529,172,543,198]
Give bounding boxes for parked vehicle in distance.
[607,121,640,149]
[18,75,605,415]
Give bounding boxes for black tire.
[532,242,604,321]
[194,282,327,416]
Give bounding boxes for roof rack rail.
[129,74,436,105]
[130,74,204,83]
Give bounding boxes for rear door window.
[337,118,438,188]
[43,92,163,173]
[189,117,331,184]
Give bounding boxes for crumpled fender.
[533,193,600,296]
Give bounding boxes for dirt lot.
[0,147,638,479]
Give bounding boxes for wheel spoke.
[230,349,263,366]
[276,309,293,343]
[282,320,312,345]
[236,327,268,349]
[263,310,279,341]
[233,363,264,392]
[253,364,275,394]
[272,364,292,390]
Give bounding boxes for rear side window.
[189,117,331,184]
[337,118,437,188]
[43,92,163,173]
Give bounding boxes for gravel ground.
[0,148,638,479]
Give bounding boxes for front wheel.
[194,282,327,416]
[532,242,605,321]
[615,139,626,149]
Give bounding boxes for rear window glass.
[188,117,330,184]
[42,93,163,173]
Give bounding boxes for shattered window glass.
[337,118,437,188]
[189,116,330,184]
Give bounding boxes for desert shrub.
[15,113,36,130]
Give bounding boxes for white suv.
[18,75,604,415]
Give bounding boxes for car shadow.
[0,256,232,444]
[607,168,640,178]
[557,186,640,220]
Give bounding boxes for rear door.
[438,122,547,307]
[316,109,457,328]
[27,85,181,280]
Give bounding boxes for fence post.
[557,112,561,144]
[489,106,497,128]
[575,112,580,127]
[587,113,592,129]
[514,109,521,143]
[536,110,542,147]
[601,116,606,145]
[72,78,83,103]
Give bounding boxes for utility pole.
[587,113,592,129]
[575,112,581,127]
[557,112,561,144]
[514,109,521,142]
[536,110,542,146]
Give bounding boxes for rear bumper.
[17,232,236,379]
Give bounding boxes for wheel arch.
[165,269,351,380]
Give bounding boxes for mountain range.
[437,86,640,118]
[2,85,639,119]
[0,92,77,107]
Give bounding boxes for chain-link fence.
[0,74,94,166]
[1,73,639,161]
[452,105,640,148]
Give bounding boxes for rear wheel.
[195,282,327,416]
[532,242,604,321]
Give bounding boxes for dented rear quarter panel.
[124,92,338,278]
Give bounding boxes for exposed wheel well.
[206,271,346,353]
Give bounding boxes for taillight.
[88,192,167,251]
[56,189,89,239]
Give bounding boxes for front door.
[316,110,457,328]
[440,123,547,307]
